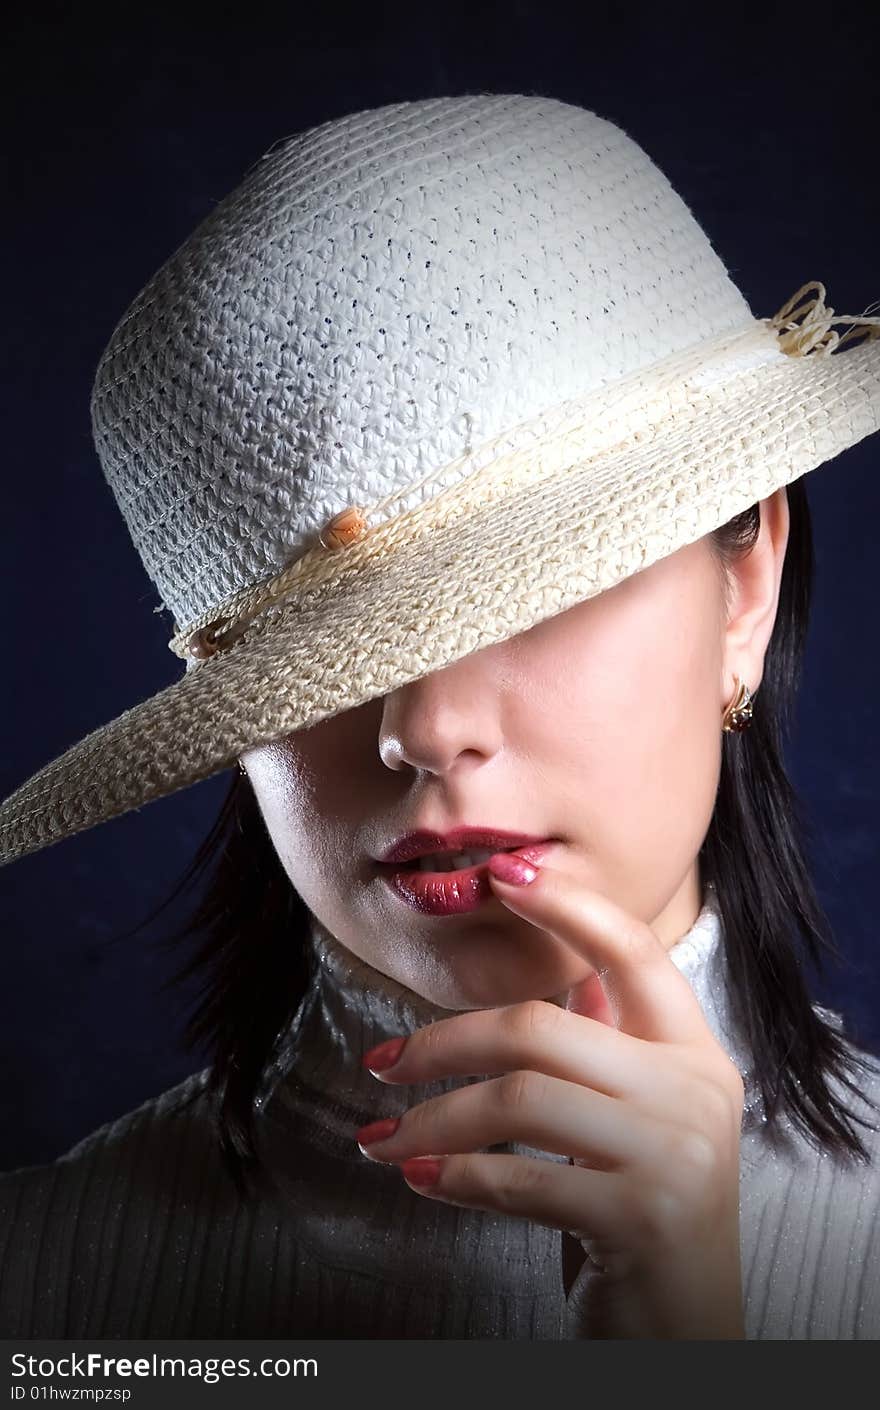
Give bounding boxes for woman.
[1,92,879,1340]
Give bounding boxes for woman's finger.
[487,845,715,1046]
[357,1067,681,1172]
[396,1148,627,1251]
[364,999,725,1125]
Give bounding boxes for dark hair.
[109,476,880,1201]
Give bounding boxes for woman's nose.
[377,665,502,775]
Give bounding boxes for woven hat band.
[172,319,775,663]
[171,283,880,667]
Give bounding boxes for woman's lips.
[378,841,558,916]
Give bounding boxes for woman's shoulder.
[0,1065,246,1337]
[792,1013,880,1169]
[739,1020,880,1339]
[821,1014,880,1142]
[841,1034,880,1161]
[0,1065,218,1205]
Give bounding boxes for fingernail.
[487,852,538,886]
[362,1036,407,1071]
[401,1157,444,1187]
[356,1116,400,1146]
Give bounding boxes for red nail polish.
[362,1036,407,1071]
[401,1157,444,1187]
[356,1116,400,1146]
[487,852,538,886]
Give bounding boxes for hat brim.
[2,331,879,867]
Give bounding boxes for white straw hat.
[2,92,879,867]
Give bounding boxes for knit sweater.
[2,887,879,1339]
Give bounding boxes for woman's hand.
[354,845,746,1340]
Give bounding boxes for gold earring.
[722,674,754,733]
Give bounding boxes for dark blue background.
[2,2,878,1170]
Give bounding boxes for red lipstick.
[380,827,552,864]
[377,832,558,916]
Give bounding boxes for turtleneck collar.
[256,881,765,1136]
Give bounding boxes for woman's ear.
[721,488,790,698]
